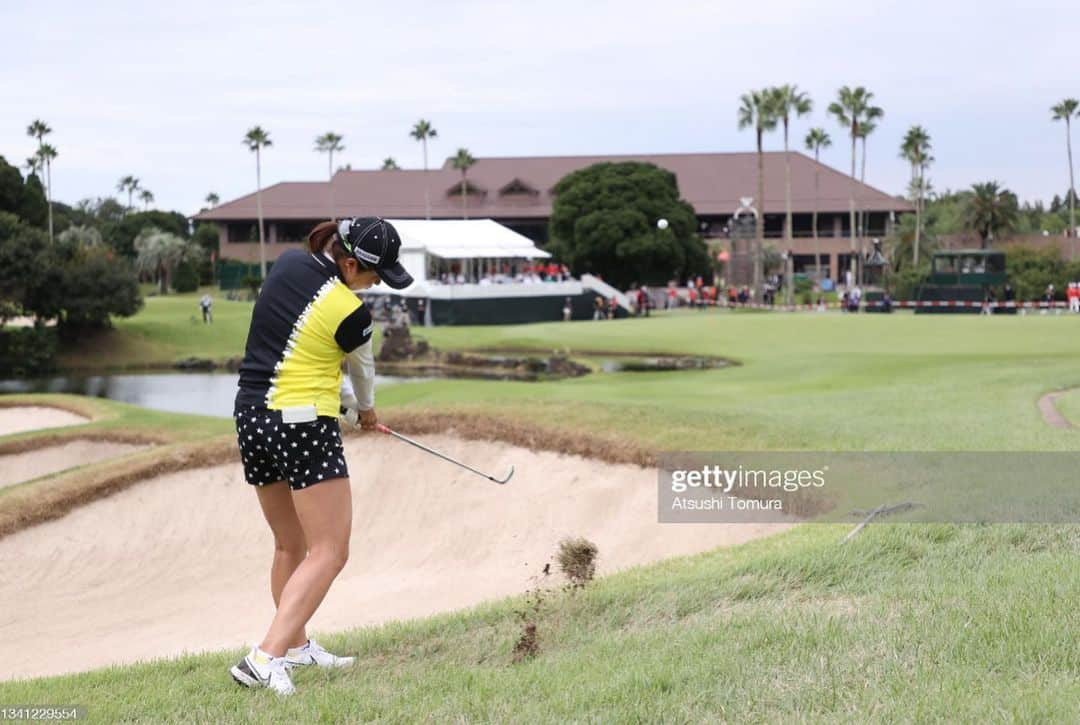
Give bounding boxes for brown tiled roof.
[195,151,912,221]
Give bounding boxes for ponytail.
[307,221,339,254]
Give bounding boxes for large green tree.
[134,227,203,294]
[963,182,1018,247]
[737,88,778,298]
[900,125,933,266]
[548,162,709,289]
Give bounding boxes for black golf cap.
[336,217,414,289]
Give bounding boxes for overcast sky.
[2,0,1078,216]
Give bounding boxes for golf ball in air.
[657,218,669,230]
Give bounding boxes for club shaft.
[382,427,498,481]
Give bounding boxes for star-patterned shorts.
[234,405,350,490]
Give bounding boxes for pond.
[0,373,423,419]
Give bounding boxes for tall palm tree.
[205,192,220,208]
[410,120,438,219]
[854,114,882,239]
[243,126,272,280]
[25,155,43,176]
[804,127,831,280]
[963,182,1018,248]
[451,148,476,219]
[738,89,778,298]
[315,131,345,218]
[26,119,54,242]
[900,126,932,266]
[139,189,154,211]
[1052,98,1079,258]
[771,85,812,304]
[828,86,882,285]
[117,175,140,212]
[381,157,401,170]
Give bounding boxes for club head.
[490,466,514,485]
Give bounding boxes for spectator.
[593,296,605,320]
[608,296,618,319]
[638,286,650,317]
[562,297,573,322]
[200,293,213,324]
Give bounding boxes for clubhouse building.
[195,151,912,282]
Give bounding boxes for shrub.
[173,261,199,293]
[0,326,57,377]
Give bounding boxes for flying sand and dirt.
[0,407,792,682]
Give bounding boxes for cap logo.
[355,248,381,265]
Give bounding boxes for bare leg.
[258,477,352,656]
[255,481,309,650]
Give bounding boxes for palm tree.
[738,89,778,298]
[410,120,438,219]
[771,85,812,304]
[854,114,882,239]
[315,131,345,218]
[828,86,882,285]
[381,157,401,170]
[26,119,54,242]
[117,175,140,212]
[451,148,477,219]
[804,127,831,280]
[963,182,1018,247]
[1052,98,1079,257]
[243,126,272,280]
[25,155,43,176]
[139,189,154,211]
[900,126,932,266]
[205,192,220,208]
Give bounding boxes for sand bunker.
[0,435,790,681]
[0,407,88,437]
[0,440,150,490]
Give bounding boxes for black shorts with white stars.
[234,405,350,490]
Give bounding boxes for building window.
[277,221,320,242]
[227,222,258,242]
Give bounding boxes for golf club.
[343,411,514,484]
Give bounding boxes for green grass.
[4,307,1080,721]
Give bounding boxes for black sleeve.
[334,305,374,353]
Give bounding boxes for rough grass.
[1,524,1076,722]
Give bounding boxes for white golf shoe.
[229,647,296,696]
[284,638,356,669]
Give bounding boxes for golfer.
[229,218,412,695]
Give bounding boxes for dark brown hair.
[308,221,340,255]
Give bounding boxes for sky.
[2,0,1078,216]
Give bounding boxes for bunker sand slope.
[0,407,88,437]
[0,440,149,490]
[0,435,790,681]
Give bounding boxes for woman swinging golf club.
[229,218,412,695]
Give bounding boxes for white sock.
[287,640,311,654]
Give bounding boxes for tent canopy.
[386,218,551,260]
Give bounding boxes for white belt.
[281,405,319,424]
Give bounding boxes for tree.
[737,89,778,298]
[828,86,882,284]
[26,119,55,242]
[19,173,48,228]
[548,162,709,289]
[117,175,140,212]
[134,227,203,293]
[243,126,272,280]
[315,131,345,218]
[104,209,190,259]
[900,125,932,266]
[771,85,812,303]
[1051,98,1079,257]
[205,192,220,208]
[804,127,831,280]
[381,157,400,170]
[855,112,883,237]
[138,189,154,211]
[57,224,103,247]
[451,148,476,219]
[963,182,1018,247]
[410,120,438,219]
